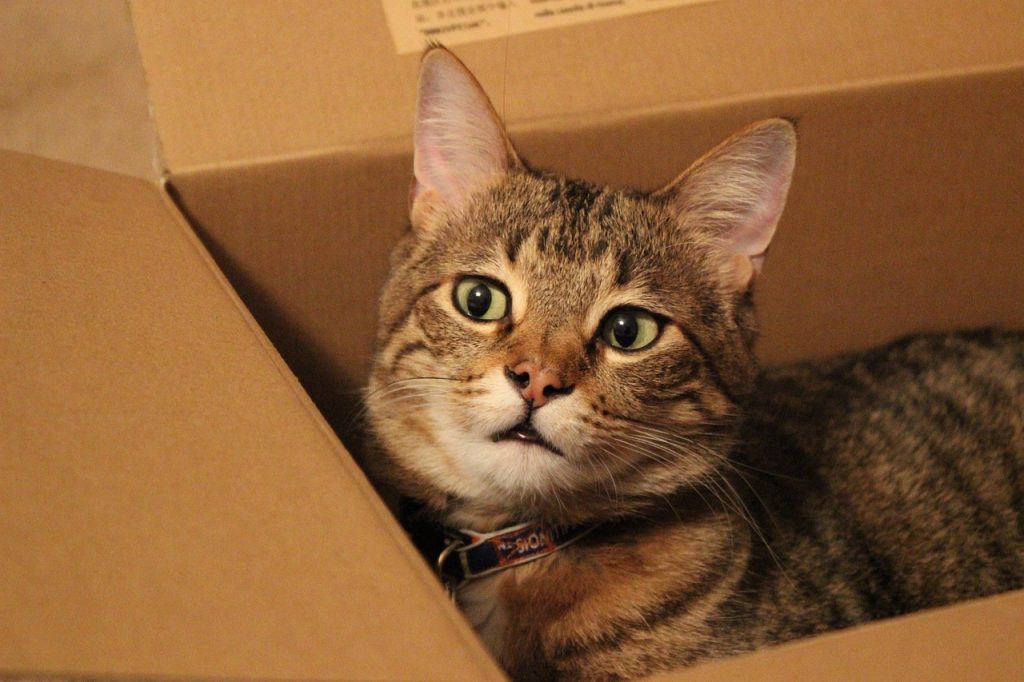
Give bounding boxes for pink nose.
[506,361,572,408]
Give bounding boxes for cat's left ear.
[654,119,796,290]
[410,47,521,231]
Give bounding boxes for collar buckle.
[436,537,465,601]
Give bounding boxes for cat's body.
[454,330,1024,680]
[364,47,1024,680]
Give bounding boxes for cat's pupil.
[466,284,492,317]
[612,314,638,347]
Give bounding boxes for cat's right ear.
[654,119,796,290]
[410,47,520,232]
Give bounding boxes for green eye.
[601,309,660,351]
[453,277,509,321]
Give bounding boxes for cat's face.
[366,48,795,529]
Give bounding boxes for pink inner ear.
[732,170,789,260]
[412,50,510,219]
[413,135,462,208]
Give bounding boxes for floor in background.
[0,0,155,179]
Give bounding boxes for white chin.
[490,437,562,458]
[453,434,572,500]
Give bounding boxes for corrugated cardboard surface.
[164,145,411,435]
[654,590,1024,681]
[0,151,502,681]
[162,140,414,435]
[131,0,1024,172]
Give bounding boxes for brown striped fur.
[363,48,1024,680]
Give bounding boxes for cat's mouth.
[492,420,564,457]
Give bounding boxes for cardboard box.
[3,1,1023,679]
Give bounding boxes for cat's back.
[753,329,1024,445]
[743,329,1024,617]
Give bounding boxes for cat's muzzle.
[492,419,564,456]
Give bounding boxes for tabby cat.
[364,47,1024,680]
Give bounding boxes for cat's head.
[366,47,795,529]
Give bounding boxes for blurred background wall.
[0,0,155,179]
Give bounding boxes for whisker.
[592,419,794,585]
[364,375,460,400]
[346,382,453,430]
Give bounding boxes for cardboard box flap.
[0,151,503,681]
[130,0,1024,174]
[652,589,1024,681]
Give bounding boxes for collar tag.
[438,521,598,589]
